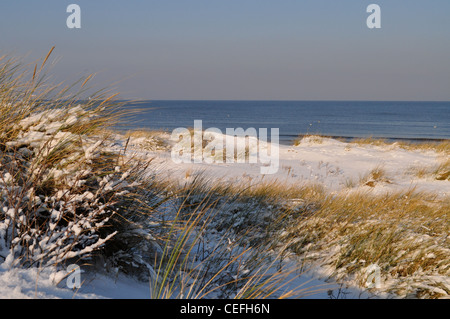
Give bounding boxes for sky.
[0,0,449,101]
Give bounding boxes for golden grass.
[174,173,449,298]
[143,179,334,299]
[408,159,450,181]
[124,131,448,297]
[293,135,450,155]
[276,189,449,298]
[351,137,389,147]
[1,50,333,299]
[174,174,326,205]
[125,129,169,139]
[359,165,392,187]
[3,50,448,298]
[0,48,131,148]
[293,134,326,146]
[434,160,450,180]
[394,140,450,154]
[350,137,450,154]
[124,129,170,151]
[0,49,151,268]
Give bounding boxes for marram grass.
[1,50,448,299]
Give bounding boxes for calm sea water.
[119,100,450,144]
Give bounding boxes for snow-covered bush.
[0,106,142,268]
[0,50,323,299]
[0,49,147,270]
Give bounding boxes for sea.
[117,100,450,145]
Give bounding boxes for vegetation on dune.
[295,134,449,155]
[0,50,324,299]
[1,50,448,299]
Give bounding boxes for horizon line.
[120,98,450,103]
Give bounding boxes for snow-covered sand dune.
[128,133,449,198]
[1,128,448,299]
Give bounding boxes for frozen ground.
[1,130,448,299]
[0,257,373,299]
[128,133,449,198]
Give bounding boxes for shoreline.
[115,99,450,144]
[116,127,450,146]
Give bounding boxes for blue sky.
[1,1,449,100]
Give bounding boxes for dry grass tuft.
[408,159,450,181]
[124,129,171,151]
[276,189,449,298]
[349,137,450,155]
[434,160,450,181]
[293,135,449,155]
[359,166,391,187]
[294,135,326,146]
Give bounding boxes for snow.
[0,116,448,299]
[0,266,151,299]
[131,134,449,198]
[0,256,371,299]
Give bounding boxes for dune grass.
[169,174,449,298]
[116,130,449,298]
[273,189,449,298]
[358,165,392,187]
[124,129,171,151]
[293,134,327,146]
[146,185,329,299]
[0,50,332,299]
[1,50,448,299]
[0,49,146,272]
[407,159,450,181]
[294,134,450,155]
[346,137,449,154]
